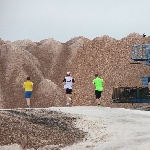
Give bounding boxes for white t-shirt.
[63,76,75,89]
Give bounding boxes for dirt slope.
[1,34,150,108]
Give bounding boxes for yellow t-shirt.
[23,81,33,91]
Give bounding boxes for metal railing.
[112,87,150,103]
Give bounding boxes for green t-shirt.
[93,77,104,91]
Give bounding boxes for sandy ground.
[1,106,150,150]
[50,106,150,150]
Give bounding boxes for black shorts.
[95,90,102,99]
[66,88,72,94]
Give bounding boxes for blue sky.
[0,0,150,42]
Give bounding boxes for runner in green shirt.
[93,74,104,106]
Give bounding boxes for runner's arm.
[23,83,25,88]
[31,82,33,89]
[93,79,95,84]
[63,78,66,85]
[72,78,75,83]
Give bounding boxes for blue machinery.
[112,44,150,103]
[132,44,150,66]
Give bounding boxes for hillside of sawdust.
[1,33,150,108]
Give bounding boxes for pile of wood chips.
[1,33,150,108]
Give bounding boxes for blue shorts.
[25,91,32,98]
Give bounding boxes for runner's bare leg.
[26,98,30,107]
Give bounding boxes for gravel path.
[50,106,150,150]
[1,106,150,150]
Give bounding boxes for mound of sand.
[1,33,150,108]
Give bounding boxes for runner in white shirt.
[63,72,75,106]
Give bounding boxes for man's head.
[95,74,98,77]
[67,72,70,76]
[27,77,30,80]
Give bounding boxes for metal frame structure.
[112,87,150,103]
[132,44,150,65]
[113,44,150,103]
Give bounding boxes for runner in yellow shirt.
[23,77,33,108]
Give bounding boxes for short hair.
[95,74,98,77]
[27,77,30,80]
